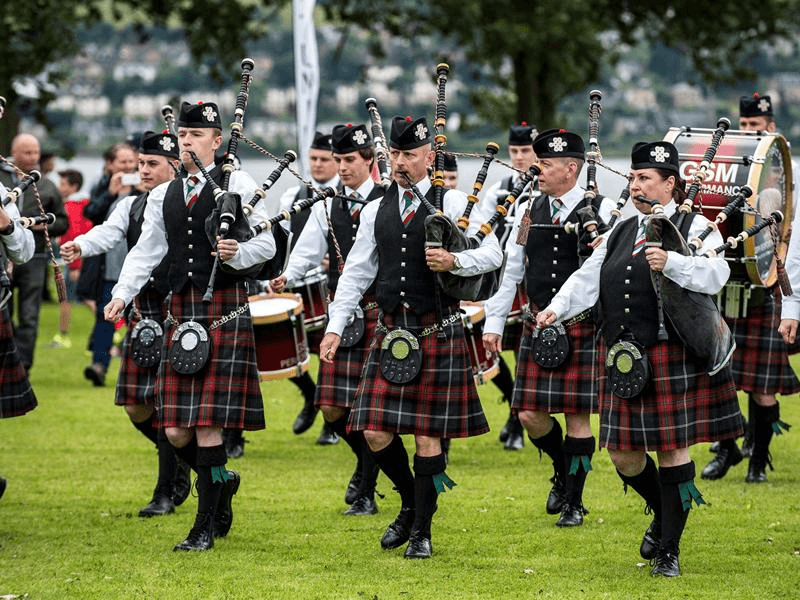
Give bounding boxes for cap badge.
[414,123,428,140]
[650,146,669,163]
[159,136,175,152]
[549,137,566,153]
[202,106,217,122]
[758,98,770,113]
[352,130,367,145]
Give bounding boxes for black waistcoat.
[162,168,235,294]
[524,195,584,308]
[128,191,170,297]
[328,185,384,293]
[289,186,313,251]
[598,212,697,347]
[374,184,457,315]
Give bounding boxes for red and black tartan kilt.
[512,317,599,415]
[156,282,265,431]
[502,321,524,355]
[0,308,36,418]
[597,338,745,451]
[349,308,490,439]
[115,286,166,408]
[724,292,800,395]
[316,298,379,410]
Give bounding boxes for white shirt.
[0,183,35,264]
[325,178,504,336]
[75,194,136,257]
[781,203,800,320]
[282,178,376,286]
[483,182,615,335]
[111,166,274,306]
[542,201,730,323]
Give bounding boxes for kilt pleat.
[512,319,599,414]
[598,339,744,451]
[348,309,489,438]
[0,308,36,418]
[157,282,265,431]
[725,294,800,395]
[315,301,380,410]
[114,286,165,408]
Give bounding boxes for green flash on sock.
[432,472,457,494]
[679,480,706,511]
[210,466,230,484]
[569,455,592,475]
[773,420,791,435]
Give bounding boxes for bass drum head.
[663,128,792,287]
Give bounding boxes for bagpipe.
[365,97,392,188]
[0,96,67,304]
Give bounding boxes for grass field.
[1,301,799,599]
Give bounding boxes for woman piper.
[536,140,744,577]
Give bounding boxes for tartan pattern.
[501,322,524,356]
[315,299,380,410]
[156,282,265,431]
[0,307,36,418]
[349,309,490,438]
[597,338,745,451]
[114,286,166,408]
[724,293,800,395]
[512,318,599,414]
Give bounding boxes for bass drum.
[248,293,310,381]
[663,127,792,287]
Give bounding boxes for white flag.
[293,0,320,178]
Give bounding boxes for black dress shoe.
[650,551,681,577]
[213,470,240,538]
[139,492,176,517]
[741,435,754,459]
[546,474,566,515]
[708,441,720,453]
[172,458,192,507]
[504,416,524,451]
[639,520,661,560]
[343,496,378,516]
[380,507,415,549]
[316,421,340,446]
[293,398,319,435]
[701,444,743,480]
[0,476,6,500]
[555,504,586,527]
[83,363,106,387]
[745,458,768,483]
[174,512,214,551]
[404,531,432,559]
[344,467,362,505]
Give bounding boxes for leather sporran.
[380,328,423,385]
[168,321,211,375]
[130,318,164,368]
[606,340,650,399]
[531,323,570,369]
[339,305,365,348]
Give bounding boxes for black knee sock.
[562,436,594,509]
[331,413,361,460]
[617,454,661,531]
[173,436,198,472]
[751,403,780,465]
[530,417,566,481]
[412,453,448,539]
[290,371,316,401]
[369,435,414,508]
[659,462,701,556]
[132,412,159,446]
[155,429,178,496]
[491,355,515,400]
[195,445,228,515]
[719,437,738,453]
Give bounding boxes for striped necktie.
[186,175,200,209]
[551,197,563,224]
[349,191,361,220]
[401,190,415,226]
[632,218,648,256]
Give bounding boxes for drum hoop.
[460,301,485,325]
[248,292,304,324]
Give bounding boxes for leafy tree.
[320,0,800,129]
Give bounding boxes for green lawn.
[1,301,799,599]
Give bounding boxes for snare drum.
[288,265,329,332]
[248,293,309,381]
[461,302,500,385]
[663,128,792,287]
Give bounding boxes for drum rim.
[248,292,304,324]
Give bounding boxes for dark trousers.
[91,280,116,370]
[11,256,48,370]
